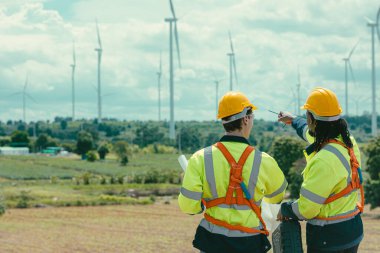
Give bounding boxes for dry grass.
[0,203,378,253]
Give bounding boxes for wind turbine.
[10,75,36,123]
[365,7,380,136]
[343,39,360,116]
[95,19,103,123]
[296,66,301,116]
[227,31,238,91]
[157,51,162,121]
[70,41,76,121]
[165,0,181,140]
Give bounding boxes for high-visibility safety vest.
[291,128,363,225]
[203,142,269,235]
[315,139,365,221]
[178,140,287,237]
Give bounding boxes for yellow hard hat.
[217,91,257,120]
[301,87,342,121]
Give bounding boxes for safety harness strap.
[204,213,269,235]
[202,142,269,235]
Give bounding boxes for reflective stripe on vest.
[204,146,218,199]
[180,187,203,201]
[309,207,359,226]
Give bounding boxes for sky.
[0,0,379,123]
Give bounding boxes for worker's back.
[179,135,287,253]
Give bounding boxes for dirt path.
[0,203,378,253]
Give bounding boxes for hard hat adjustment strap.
[222,107,250,124]
[309,111,341,122]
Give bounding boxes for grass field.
[0,154,184,208]
[0,202,378,253]
[0,154,183,179]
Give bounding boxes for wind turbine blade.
[159,51,162,74]
[290,87,296,99]
[174,23,181,67]
[73,41,76,65]
[232,56,238,86]
[96,19,102,49]
[377,7,380,41]
[169,0,177,18]
[8,92,23,97]
[26,93,37,103]
[348,39,360,59]
[348,61,357,87]
[24,75,28,90]
[228,31,234,53]
[364,16,374,24]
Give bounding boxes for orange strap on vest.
[203,142,269,236]
[316,139,364,221]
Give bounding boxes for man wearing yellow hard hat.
[178,91,287,253]
[278,87,364,253]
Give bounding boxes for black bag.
[272,220,303,253]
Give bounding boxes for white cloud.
[0,0,379,123]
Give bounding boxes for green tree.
[364,136,380,180]
[179,127,202,153]
[98,144,110,160]
[76,131,94,159]
[60,120,68,130]
[10,130,29,147]
[134,124,164,147]
[35,134,49,151]
[364,136,380,209]
[113,141,130,165]
[269,136,305,181]
[288,158,306,199]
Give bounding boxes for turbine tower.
[296,66,301,116]
[366,7,380,136]
[165,0,181,140]
[95,19,103,123]
[70,41,76,121]
[214,79,222,117]
[157,52,162,121]
[22,76,28,123]
[227,31,238,91]
[342,39,359,116]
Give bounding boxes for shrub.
[0,194,5,216]
[288,158,306,199]
[120,156,129,166]
[100,176,107,185]
[86,150,98,162]
[16,190,32,208]
[82,172,92,185]
[364,136,380,180]
[50,176,59,184]
[365,180,380,210]
[269,136,305,181]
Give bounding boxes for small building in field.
[0,147,29,155]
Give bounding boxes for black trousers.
[307,244,359,253]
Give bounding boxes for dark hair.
[222,109,252,132]
[309,112,353,152]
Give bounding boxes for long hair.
[309,113,353,152]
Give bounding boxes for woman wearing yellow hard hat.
[277,87,364,253]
